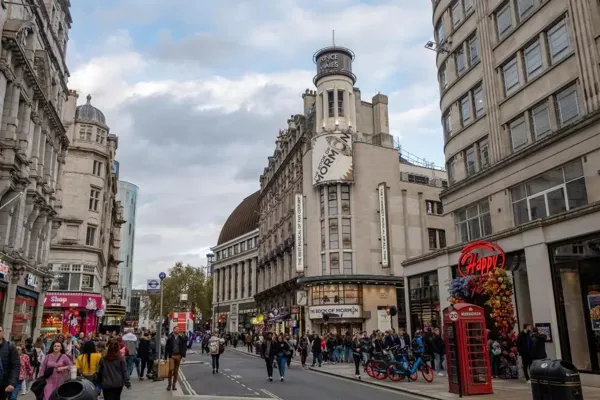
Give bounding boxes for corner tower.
[313,46,357,132]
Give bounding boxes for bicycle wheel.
[371,360,388,380]
[365,360,374,377]
[386,362,406,381]
[420,364,435,382]
[407,362,419,381]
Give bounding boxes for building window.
[428,228,447,249]
[329,218,339,249]
[548,19,570,64]
[79,124,92,141]
[464,0,474,13]
[511,159,587,225]
[451,1,463,27]
[530,101,551,139]
[327,91,334,117]
[311,284,362,305]
[460,96,471,126]
[426,200,443,215]
[408,174,429,185]
[503,58,520,95]
[89,189,100,211]
[321,220,326,250]
[330,252,340,275]
[96,128,105,144]
[328,185,338,216]
[517,0,535,19]
[496,3,512,37]
[468,36,479,64]
[342,218,352,249]
[92,160,102,177]
[556,84,579,127]
[524,40,543,80]
[320,187,325,217]
[409,273,440,332]
[343,252,352,274]
[321,254,326,275]
[465,146,476,176]
[448,157,457,183]
[455,200,492,243]
[455,47,466,75]
[436,22,444,44]
[473,85,485,117]
[443,111,452,137]
[439,63,447,90]
[81,275,93,290]
[85,226,96,246]
[337,90,344,117]
[341,184,350,215]
[510,116,528,151]
[479,138,490,169]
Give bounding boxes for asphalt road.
[178,347,424,400]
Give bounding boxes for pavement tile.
[306,362,600,400]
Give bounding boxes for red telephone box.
[443,303,493,396]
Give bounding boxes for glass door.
[465,321,489,385]
[444,323,458,384]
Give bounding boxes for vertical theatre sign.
[378,183,389,267]
[295,193,304,273]
[458,241,506,277]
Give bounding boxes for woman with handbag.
[274,334,291,382]
[75,341,101,390]
[37,341,72,400]
[96,340,131,400]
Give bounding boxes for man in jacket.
[166,326,187,391]
[260,332,275,381]
[516,323,533,382]
[122,328,140,378]
[0,326,20,400]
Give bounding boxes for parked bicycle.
[387,352,434,382]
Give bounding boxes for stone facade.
[48,91,123,317]
[0,1,74,340]
[254,46,452,336]
[402,0,600,384]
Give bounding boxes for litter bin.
[530,359,583,400]
[50,378,97,400]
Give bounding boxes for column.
[349,91,356,128]
[5,80,21,141]
[418,192,427,254]
[3,266,24,339]
[255,257,258,295]
[33,278,51,338]
[18,102,31,156]
[245,259,251,298]
[343,89,350,121]
[224,265,230,301]
[237,262,242,299]
[37,132,46,178]
[322,91,328,127]
[29,121,41,177]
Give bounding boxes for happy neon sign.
[458,240,506,277]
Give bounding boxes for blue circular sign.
[159,272,166,280]
[148,280,159,289]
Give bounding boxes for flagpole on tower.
[332,29,335,47]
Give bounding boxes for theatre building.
[254,45,452,336]
[402,0,600,386]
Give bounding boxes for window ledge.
[440,60,481,108]
[444,113,488,153]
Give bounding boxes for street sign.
[147,279,160,294]
[159,272,166,280]
[449,311,459,321]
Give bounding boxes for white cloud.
[67,0,444,288]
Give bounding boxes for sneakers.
[212,369,216,374]
[166,385,172,391]
[356,375,361,380]
[268,377,273,381]
[280,377,284,381]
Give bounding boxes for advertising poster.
[312,132,354,185]
[588,294,600,331]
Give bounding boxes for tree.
[141,262,212,322]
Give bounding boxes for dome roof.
[217,191,260,245]
[75,94,107,126]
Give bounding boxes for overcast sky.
[66,0,445,289]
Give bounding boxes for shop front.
[11,272,43,342]
[42,292,105,337]
[0,262,8,327]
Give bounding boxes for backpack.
[209,340,220,354]
[492,342,502,356]
[411,337,420,352]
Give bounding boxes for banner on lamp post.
[295,193,304,273]
[378,182,389,267]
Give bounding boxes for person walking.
[516,323,533,382]
[260,332,276,382]
[246,333,253,353]
[0,325,20,400]
[432,328,445,376]
[165,326,187,391]
[138,331,153,380]
[38,341,71,400]
[274,334,291,382]
[350,333,362,380]
[530,327,548,362]
[12,345,32,400]
[96,340,131,400]
[208,333,225,374]
[122,329,140,378]
[75,341,102,390]
[298,335,309,368]
[310,335,323,367]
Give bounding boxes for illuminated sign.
[458,241,506,277]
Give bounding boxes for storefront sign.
[378,183,389,267]
[43,292,103,308]
[458,241,506,277]
[0,262,8,278]
[24,274,38,289]
[295,194,304,273]
[308,305,362,319]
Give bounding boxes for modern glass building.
[116,180,139,311]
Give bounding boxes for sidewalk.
[22,378,173,400]
[308,362,600,400]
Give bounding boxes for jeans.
[311,352,323,366]
[491,354,500,376]
[126,355,140,377]
[521,356,532,381]
[353,353,361,376]
[9,381,22,400]
[140,357,152,377]
[211,354,220,371]
[434,353,444,373]
[102,387,123,400]
[300,349,308,366]
[265,358,274,378]
[276,354,287,377]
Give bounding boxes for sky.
[66,0,445,289]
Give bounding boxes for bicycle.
[364,346,400,380]
[387,352,434,383]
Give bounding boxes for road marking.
[223,368,232,371]
[260,389,283,399]
[178,369,196,396]
[231,375,243,379]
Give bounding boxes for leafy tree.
[141,262,212,322]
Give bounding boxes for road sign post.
[154,272,167,382]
